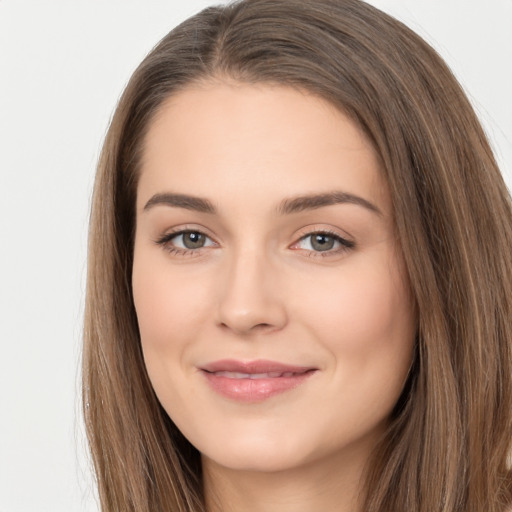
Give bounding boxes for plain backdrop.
[0,1,511,511]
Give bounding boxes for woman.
[83,0,512,510]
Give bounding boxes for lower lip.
[201,370,316,403]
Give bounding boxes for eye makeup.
[154,226,355,259]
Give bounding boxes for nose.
[216,249,288,336]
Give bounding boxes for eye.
[292,231,354,255]
[173,231,211,249]
[155,229,216,254]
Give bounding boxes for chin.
[195,427,312,473]
[202,445,307,473]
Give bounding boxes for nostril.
[253,323,273,331]
[218,321,277,335]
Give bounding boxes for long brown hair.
[83,0,512,510]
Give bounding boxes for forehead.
[138,81,390,217]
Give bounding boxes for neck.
[202,446,370,512]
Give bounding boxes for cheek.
[131,250,212,419]
[295,253,416,442]
[297,250,415,372]
[132,254,210,351]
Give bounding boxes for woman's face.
[132,82,416,475]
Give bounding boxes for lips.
[210,370,301,379]
[199,359,317,402]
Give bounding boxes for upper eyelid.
[299,231,350,242]
[156,226,217,242]
[293,225,354,242]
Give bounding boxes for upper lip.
[200,359,315,374]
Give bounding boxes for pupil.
[183,232,205,249]
[311,234,334,251]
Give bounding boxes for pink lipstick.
[200,359,317,402]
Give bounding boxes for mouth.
[199,359,317,402]
[207,370,308,379]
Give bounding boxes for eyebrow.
[277,191,382,216]
[143,190,382,216]
[143,193,216,213]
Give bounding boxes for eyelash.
[154,228,355,258]
[154,229,216,257]
[292,229,355,258]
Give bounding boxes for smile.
[199,359,317,402]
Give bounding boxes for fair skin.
[132,81,416,512]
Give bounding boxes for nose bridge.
[216,243,287,335]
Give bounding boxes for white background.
[0,1,510,511]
